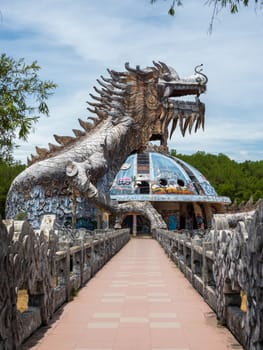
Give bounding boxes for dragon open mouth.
[152,62,208,143]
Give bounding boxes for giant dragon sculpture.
[6,62,207,229]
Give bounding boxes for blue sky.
[1,0,263,163]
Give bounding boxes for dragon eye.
[162,74,172,82]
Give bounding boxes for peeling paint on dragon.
[6,62,208,229]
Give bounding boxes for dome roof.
[110,152,230,204]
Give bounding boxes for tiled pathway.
[24,238,243,350]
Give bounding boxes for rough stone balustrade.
[153,229,217,310]
[53,229,130,310]
[153,199,263,350]
[0,216,130,349]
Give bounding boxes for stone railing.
[153,200,263,350]
[0,216,130,349]
[153,228,217,308]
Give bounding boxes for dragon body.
[6,62,207,229]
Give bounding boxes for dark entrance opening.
[123,215,133,234]
[122,215,151,235]
[137,181,150,194]
[159,178,168,187]
[136,215,151,235]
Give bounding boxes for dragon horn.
[94,108,107,120]
[159,61,171,73]
[125,62,148,75]
[107,68,126,77]
[87,107,96,114]
[194,64,208,84]
[87,101,104,108]
[125,62,139,74]
[97,78,112,91]
[100,75,113,83]
[152,61,163,72]
[89,93,103,102]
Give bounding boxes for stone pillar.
[132,215,137,237]
[203,203,213,229]
[193,203,204,229]
[97,212,102,229]
[102,212,109,229]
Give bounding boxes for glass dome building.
[110,151,231,234]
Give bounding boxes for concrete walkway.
[24,238,243,350]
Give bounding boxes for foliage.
[170,150,263,204]
[151,0,182,16]
[0,160,25,219]
[151,0,262,15]
[0,54,57,162]
[151,0,263,32]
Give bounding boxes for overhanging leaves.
[0,54,57,161]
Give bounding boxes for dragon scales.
[6,62,207,229]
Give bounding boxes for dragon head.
[88,61,207,152]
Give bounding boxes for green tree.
[171,150,263,205]
[0,54,57,162]
[0,160,25,218]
